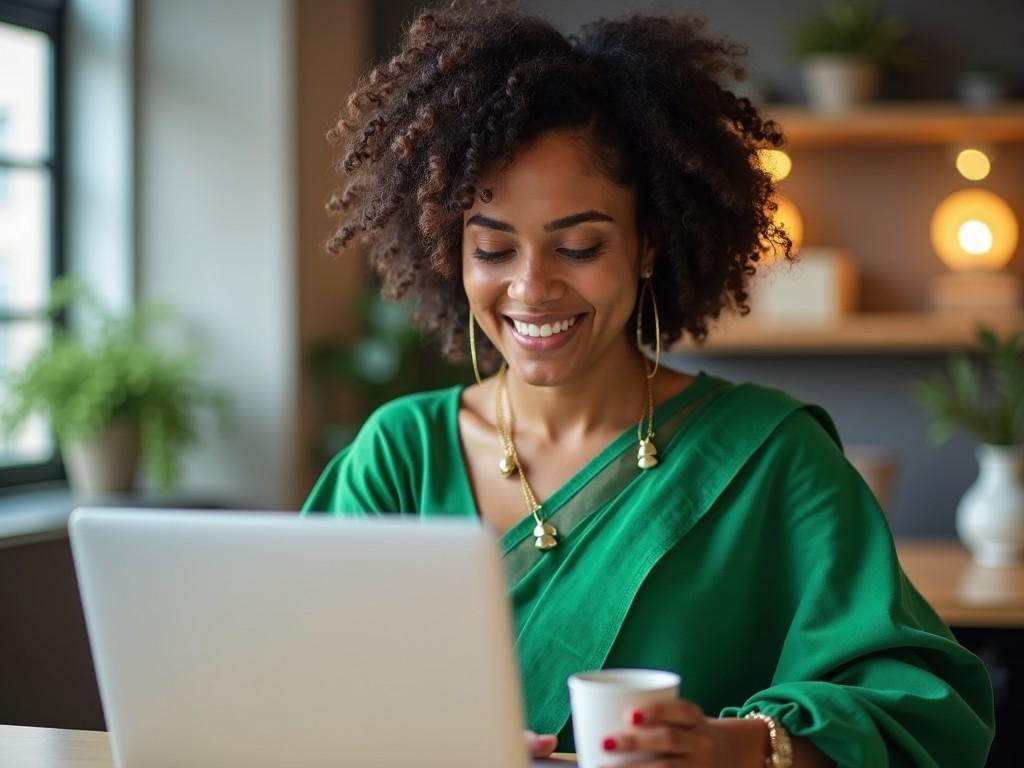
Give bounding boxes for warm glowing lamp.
[764,193,803,266]
[955,148,991,181]
[931,189,1017,271]
[758,148,792,182]
[928,188,1021,310]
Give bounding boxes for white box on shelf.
[747,246,859,323]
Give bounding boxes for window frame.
[0,0,66,489]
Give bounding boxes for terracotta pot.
[62,421,141,498]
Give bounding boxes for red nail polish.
[631,709,645,725]
[602,737,617,751]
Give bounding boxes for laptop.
[69,508,570,768]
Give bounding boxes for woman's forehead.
[464,133,636,229]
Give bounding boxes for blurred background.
[0,0,1022,763]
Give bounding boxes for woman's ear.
[639,234,656,275]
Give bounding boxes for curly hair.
[325,0,791,364]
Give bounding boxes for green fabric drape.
[302,372,995,767]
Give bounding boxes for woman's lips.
[503,313,587,350]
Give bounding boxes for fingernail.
[631,709,645,725]
[602,737,617,751]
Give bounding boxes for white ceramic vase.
[800,54,881,114]
[956,444,1024,567]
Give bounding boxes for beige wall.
[295,0,371,502]
[135,0,371,509]
[137,0,298,509]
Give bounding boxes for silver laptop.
[69,508,568,768]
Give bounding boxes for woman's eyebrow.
[544,210,615,231]
[465,209,615,233]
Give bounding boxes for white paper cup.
[568,668,681,768]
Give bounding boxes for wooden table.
[3,541,1020,767]
[0,725,577,767]
[896,539,1024,627]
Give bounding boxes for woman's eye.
[558,245,602,261]
[472,247,514,262]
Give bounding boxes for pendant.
[637,438,659,470]
[533,522,558,550]
[499,454,516,477]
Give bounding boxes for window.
[0,0,64,488]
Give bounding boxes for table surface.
[895,539,1024,627]
[3,540,1021,767]
[0,725,577,768]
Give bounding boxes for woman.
[302,2,995,765]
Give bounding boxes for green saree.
[301,371,995,767]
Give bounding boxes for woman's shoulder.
[702,375,844,454]
[361,385,464,434]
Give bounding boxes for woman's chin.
[505,358,580,388]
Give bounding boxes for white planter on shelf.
[956,444,1024,567]
[800,54,881,114]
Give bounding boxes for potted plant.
[789,0,914,113]
[913,326,1024,567]
[1,277,231,498]
[309,285,465,461]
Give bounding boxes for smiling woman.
[302,1,995,766]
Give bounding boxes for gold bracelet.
[744,712,794,768]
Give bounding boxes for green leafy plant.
[309,286,465,458]
[0,277,232,489]
[913,326,1024,447]
[790,0,915,67]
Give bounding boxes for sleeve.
[719,408,995,768]
[300,404,417,516]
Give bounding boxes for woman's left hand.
[599,699,734,768]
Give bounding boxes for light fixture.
[955,148,991,181]
[764,193,803,266]
[929,188,1021,310]
[931,188,1018,271]
[757,148,792,182]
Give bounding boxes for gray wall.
[372,0,1024,538]
[136,0,298,508]
[522,0,1024,102]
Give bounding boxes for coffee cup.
[567,668,681,767]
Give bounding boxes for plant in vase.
[0,277,232,497]
[913,326,1024,566]
[789,0,916,113]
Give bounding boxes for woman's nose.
[507,255,563,306]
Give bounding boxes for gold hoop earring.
[468,311,483,386]
[635,268,660,379]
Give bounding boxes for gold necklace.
[493,361,658,551]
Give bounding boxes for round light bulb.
[931,188,1018,271]
[758,148,792,183]
[955,148,991,181]
[958,219,993,255]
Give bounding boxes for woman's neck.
[502,339,650,444]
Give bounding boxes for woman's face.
[462,130,651,387]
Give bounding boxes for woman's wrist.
[706,716,771,768]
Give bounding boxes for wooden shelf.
[675,310,1024,355]
[763,100,1024,148]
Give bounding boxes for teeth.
[512,316,578,338]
